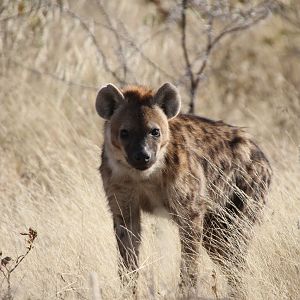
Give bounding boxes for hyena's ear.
[153,83,181,119]
[95,84,125,120]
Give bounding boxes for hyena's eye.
[150,128,160,137]
[120,129,129,139]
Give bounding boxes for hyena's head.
[95,83,181,171]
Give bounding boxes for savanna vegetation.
[0,0,299,299]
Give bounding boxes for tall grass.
[0,0,299,299]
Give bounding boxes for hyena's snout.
[133,149,150,163]
[127,145,156,171]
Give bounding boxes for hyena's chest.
[137,180,169,214]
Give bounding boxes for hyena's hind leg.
[178,220,202,289]
[202,160,272,298]
[173,208,206,292]
[202,206,251,299]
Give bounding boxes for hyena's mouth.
[126,158,156,171]
[133,164,153,171]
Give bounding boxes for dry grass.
[0,0,300,299]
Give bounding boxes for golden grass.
[0,0,300,299]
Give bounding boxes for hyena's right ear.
[95,84,125,120]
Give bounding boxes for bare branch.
[95,0,128,82]
[2,2,175,86]
[195,15,213,83]
[0,228,37,299]
[177,0,276,113]
[111,26,168,78]
[112,17,176,81]
[1,0,279,114]
[181,0,197,113]
[9,59,98,90]
[58,5,126,84]
[276,0,300,30]
[181,0,194,86]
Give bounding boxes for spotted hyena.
[95,82,272,295]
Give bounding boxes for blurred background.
[0,0,300,299]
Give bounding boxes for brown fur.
[97,84,272,295]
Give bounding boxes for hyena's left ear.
[95,83,125,120]
[153,83,181,119]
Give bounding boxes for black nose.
[133,151,151,163]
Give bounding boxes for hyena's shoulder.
[166,114,271,178]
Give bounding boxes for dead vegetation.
[0,0,299,299]
[0,228,37,299]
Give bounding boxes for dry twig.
[0,228,37,299]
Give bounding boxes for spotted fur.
[96,83,272,294]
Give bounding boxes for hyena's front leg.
[107,196,141,296]
[113,204,141,272]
